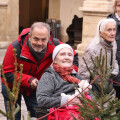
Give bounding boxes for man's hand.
[30,78,38,89]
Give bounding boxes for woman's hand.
[67,95,81,106]
[78,80,92,93]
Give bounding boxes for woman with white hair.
[79,18,119,93]
[36,44,92,119]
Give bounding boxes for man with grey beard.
[1,22,79,120]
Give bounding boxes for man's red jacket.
[1,28,78,96]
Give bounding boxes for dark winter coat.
[108,14,120,85]
[108,14,120,65]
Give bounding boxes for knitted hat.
[52,44,73,61]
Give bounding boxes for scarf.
[28,40,46,62]
[53,63,80,84]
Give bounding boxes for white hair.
[30,22,51,37]
[92,18,116,44]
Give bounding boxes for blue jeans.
[1,82,38,120]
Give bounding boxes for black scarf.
[28,40,46,62]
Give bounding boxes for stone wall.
[0,0,115,49]
[0,0,18,48]
[77,0,114,58]
[49,0,83,43]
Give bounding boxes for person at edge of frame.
[107,0,120,106]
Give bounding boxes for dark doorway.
[66,15,83,47]
[19,0,49,34]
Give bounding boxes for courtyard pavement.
[0,49,28,120]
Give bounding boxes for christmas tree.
[0,49,24,120]
[74,48,120,120]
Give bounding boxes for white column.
[76,0,114,57]
[0,0,19,48]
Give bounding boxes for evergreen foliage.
[74,48,120,120]
[0,49,23,120]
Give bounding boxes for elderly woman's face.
[54,48,73,67]
[116,1,120,16]
[99,22,116,42]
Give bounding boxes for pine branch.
[0,109,9,118]
[105,47,108,74]
[14,104,20,115]
[14,64,23,104]
[12,48,18,98]
[74,48,120,119]
[83,57,94,79]
[0,48,24,120]
[1,66,15,105]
